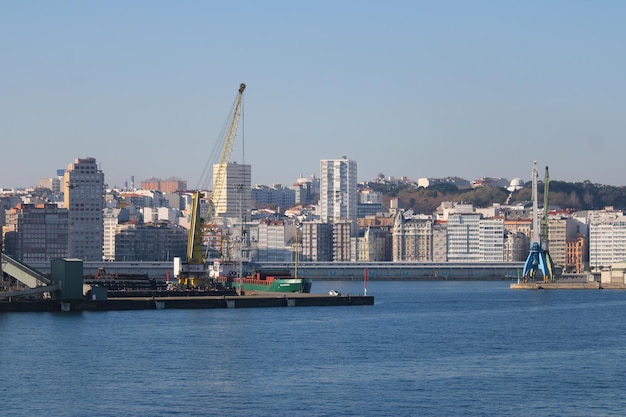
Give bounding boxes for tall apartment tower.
[213,162,251,220]
[320,157,357,234]
[63,157,105,261]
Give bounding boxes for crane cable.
[195,93,243,191]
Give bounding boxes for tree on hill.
[369,180,626,213]
[515,181,626,211]
[453,186,508,208]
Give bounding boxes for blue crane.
[522,161,555,282]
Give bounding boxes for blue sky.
[2,1,625,189]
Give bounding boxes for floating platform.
[510,281,626,290]
[0,292,374,312]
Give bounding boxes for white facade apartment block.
[103,208,123,261]
[257,220,296,262]
[320,157,357,233]
[359,189,383,204]
[158,207,178,223]
[436,202,475,221]
[213,163,251,220]
[447,214,481,262]
[64,157,105,261]
[142,207,157,223]
[479,218,504,262]
[589,210,626,270]
[142,207,179,224]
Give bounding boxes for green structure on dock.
[51,258,84,300]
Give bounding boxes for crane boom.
[531,161,539,244]
[540,166,550,247]
[208,83,246,224]
[181,83,246,286]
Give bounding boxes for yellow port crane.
[179,83,246,287]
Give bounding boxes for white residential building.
[447,213,482,262]
[479,218,505,262]
[142,207,179,224]
[103,208,130,261]
[588,209,626,270]
[319,157,357,234]
[257,219,296,262]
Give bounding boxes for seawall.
[510,282,626,290]
[0,292,374,312]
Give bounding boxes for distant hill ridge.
[363,180,626,214]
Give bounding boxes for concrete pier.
[510,281,626,290]
[0,292,374,312]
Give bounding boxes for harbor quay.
[0,257,374,312]
[0,292,374,313]
[511,282,626,290]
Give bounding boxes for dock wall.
[511,282,626,290]
[0,293,374,313]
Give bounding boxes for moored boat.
[210,260,312,293]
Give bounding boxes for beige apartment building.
[64,157,105,261]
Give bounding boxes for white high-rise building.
[63,157,105,261]
[320,157,357,234]
[213,162,251,220]
[479,218,505,262]
[103,208,130,261]
[589,208,626,270]
[447,213,481,262]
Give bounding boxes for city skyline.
[2,2,626,188]
[2,155,626,192]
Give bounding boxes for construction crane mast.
[179,83,246,287]
[522,161,555,283]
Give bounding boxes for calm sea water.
[2,280,626,417]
